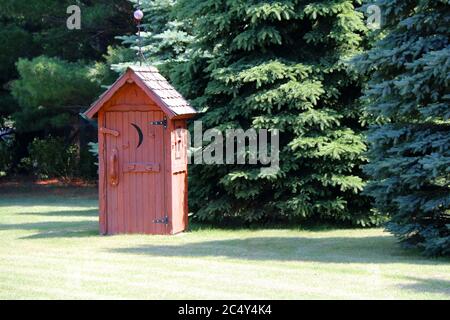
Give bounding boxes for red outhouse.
[84,66,197,235]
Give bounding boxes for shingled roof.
[84,66,197,119]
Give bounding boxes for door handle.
[100,127,120,137]
[109,148,119,186]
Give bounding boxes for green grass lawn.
[0,186,449,300]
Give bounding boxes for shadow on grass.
[0,198,98,209]
[0,206,98,239]
[16,209,98,218]
[0,184,97,198]
[0,220,99,239]
[110,237,450,265]
[399,277,450,296]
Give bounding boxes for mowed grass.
[0,187,449,300]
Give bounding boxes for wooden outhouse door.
[103,110,166,234]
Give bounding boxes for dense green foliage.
[1,0,133,60]
[11,57,103,132]
[23,137,78,180]
[0,0,133,124]
[169,0,381,226]
[0,0,134,176]
[356,0,450,256]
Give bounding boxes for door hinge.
[154,216,169,225]
[150,118,167,129]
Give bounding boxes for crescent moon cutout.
[131,123,144,148]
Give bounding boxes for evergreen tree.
[174,0,381,225]
[11,56,103,133]
[1,0,134,62]
[116,0,193,73]
[356,0,450,255]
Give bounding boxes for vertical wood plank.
[109,112,121,234]
[147,111,156,234]
[164,119,173,235]
[124,111,131,233]
[106,112,120,234]
[117,112,124,233]
[152,111,157,234]
[143,111,149,233]
[138,111,145,233]
[161,111,169,234]
[155,111,164,234]
[98,111,107,235]
[105,112,112,233]
[131,111,137,233]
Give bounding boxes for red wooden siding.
[170,120,189,234]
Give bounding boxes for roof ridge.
[128,65,159,73]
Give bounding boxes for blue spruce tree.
[357,0,450,256]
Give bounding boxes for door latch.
[153,216,169,225]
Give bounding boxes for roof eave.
[172,113,198,120]
[83,69,133,119]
